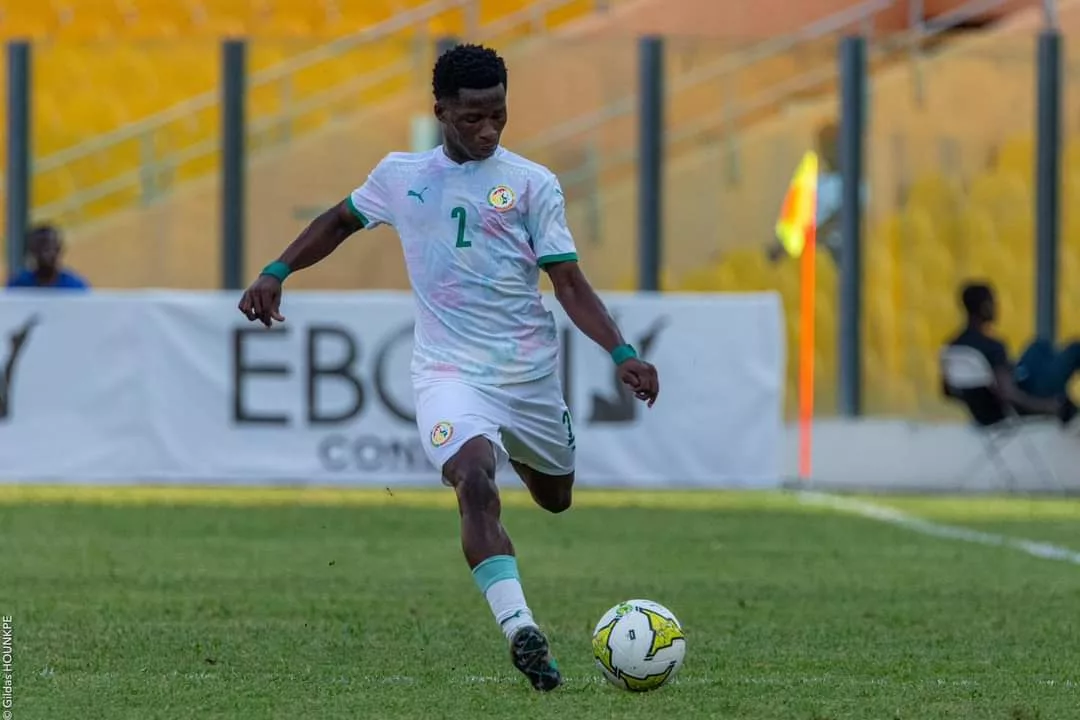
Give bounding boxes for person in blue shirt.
[6,224,90,290]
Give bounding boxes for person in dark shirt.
[945,282,1076,425]
[6,224,90,290]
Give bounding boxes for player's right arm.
[239,160,394,327]
[277,201,366,273]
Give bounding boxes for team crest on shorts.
[430,421,454,447]
[487,185,516,212]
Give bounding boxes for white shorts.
[414,372,576,480]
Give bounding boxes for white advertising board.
[0,291,783,487]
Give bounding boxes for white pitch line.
[798,492,1080,566]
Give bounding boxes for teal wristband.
[610,344,638,365]
[261,261,291,283]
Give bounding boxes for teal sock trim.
[472,555,519,594]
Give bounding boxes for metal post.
[1043,0,1059,28]
[435,37,459,147]
[909,0,925,29]
[221,40,246,291]
[838,36,866,417]
[436,36,458,58]
[638,36,664,292]
[1035,30,1062,343]
[5,42,31,276]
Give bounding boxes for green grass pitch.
[2,486,1080,719]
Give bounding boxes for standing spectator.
[6,224,89,290]
[769,122,867,264]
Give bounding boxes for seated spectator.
[944,281,1076,426]
[6,224,90,290]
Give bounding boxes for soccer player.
[238,43,659,691]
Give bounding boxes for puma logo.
[407,187,430,204]
[1,315,39,421]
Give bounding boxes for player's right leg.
[443,438,561,692]
[414,379,562,691]
[442,436,513,568]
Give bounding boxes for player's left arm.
[530,175,659,406]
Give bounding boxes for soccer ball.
[591,599,686,691]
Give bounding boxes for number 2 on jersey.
[451,206,471,248]
[561,409,576,448]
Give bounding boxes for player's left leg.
[510,461,574,514]
[500,372,577,514]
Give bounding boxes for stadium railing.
[522,0,1014,200]
[506,0,1019,421]
[26,0,618,226]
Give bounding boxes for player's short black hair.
[961,281,994,316]
[432,44,507,101]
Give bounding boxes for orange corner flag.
[775,151,821,482]
[775,151,820,259]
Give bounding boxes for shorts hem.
[507,455,575,478]
[437,432,509,486]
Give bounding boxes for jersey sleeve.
[527,174,578,267]
[346,157,394,230]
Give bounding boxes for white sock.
[485,578,537,641]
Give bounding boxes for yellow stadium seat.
[955,205,997,259]
[131,1,192,33]
[998,218,1033,261]
[914,243,956,313]
[15,0,607,230]
[896,207,935,297]
[678,264,726,292]
[900,205,936,247]
[1061,250,1080,337]
[544,0,595,27]
[905,172,962,228]
[335,0,419,27]
[968,171,1031,227]
[719,248,770,292]
[867,212,899,287]
[613,270,676,293]
[996,136,1033,177]
[1065,143,1080,176]
[7,0,596,41]
[776,260,800,307]
[124,17,182,39]
[1,5,58,38]
[864,293,899,372]
[256,13,316,37]
[722,252,799,302]
[905,319,937,372]
[864,333,912,415]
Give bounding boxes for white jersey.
[347,146,578,385]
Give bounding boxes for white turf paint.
[798,492,1080,566]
